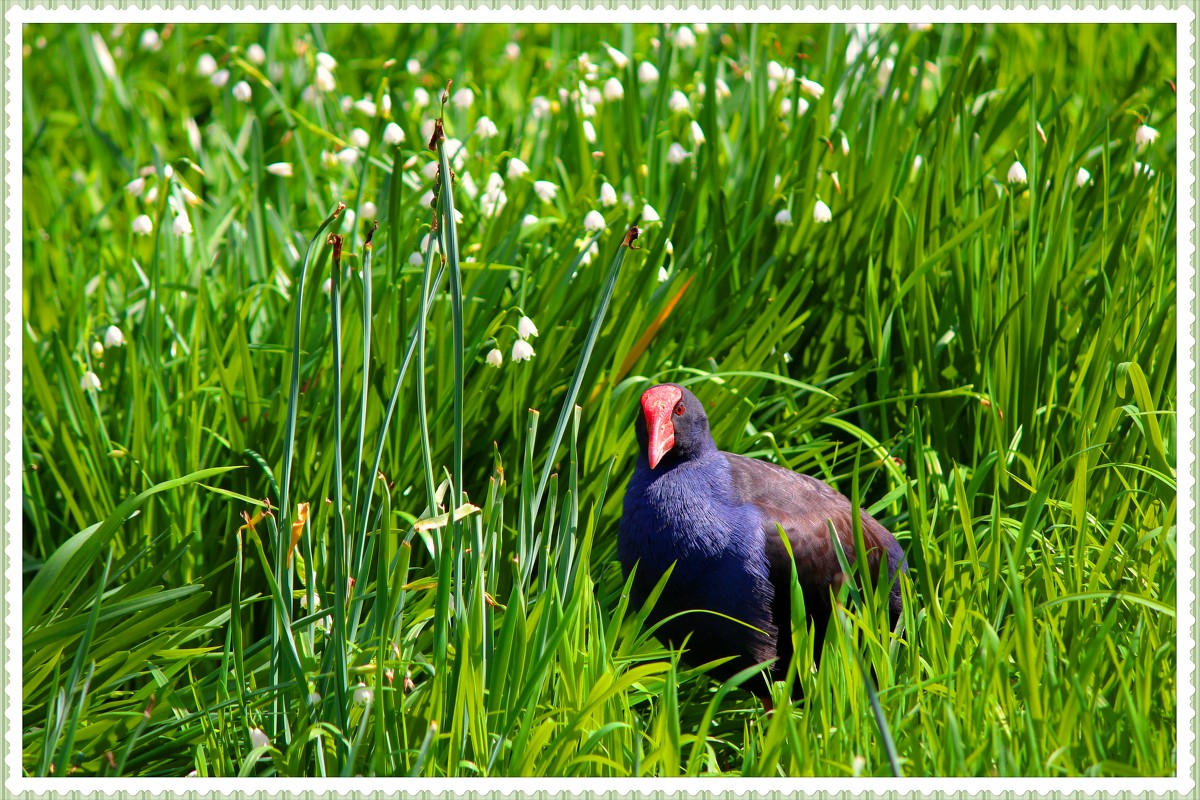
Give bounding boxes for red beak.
[641,385,682,469]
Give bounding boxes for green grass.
[21,21,1177,777]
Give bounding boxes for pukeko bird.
[618,383,907,703]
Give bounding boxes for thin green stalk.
[352,256,447,641]
[276,202,345,736]
[350,222,379,585]
[531,228,633,520]
[430,108,465,711]
[324,233,351,767]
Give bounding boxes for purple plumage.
[618,383,907,699]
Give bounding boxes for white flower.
[1135,124,1159,148]
[841,136,850,156]
[799,78,825,99]
[583,210,606,232]
[408,251,423,266]
[512,339,535,362]
[316,52,337,70]
[361,201,377,220]
[266,162,293,177]
[483,172,504,195]
[599,182,618,207]
[780,97,793,116]
[583,120,597,144]
[666,143,690,164]
[413,87,431,108]
[668,90,690,114]
[605,44,629,69]
[690,121,706,145]
[507,157,530,179]
[533,181,558,203]
[354,96,377,117]
[132,214,153,236]
[383,122,404,146]
[139,29,162,53]
[180,185,200,207]
[232,81,252,103]
[246,43,266,65]
[1007,160,1027,184]
[531,96,551,119]
[81,370,101,392]
[249,728,270,750]
[342,209,357,232]
[314,66,336,93]
[480,185,507,218]
[125,176,146,196]
[353,683,373,706]
[475,116,499,139]
[196,53,218,77]
[419,189,434,207]
[144,185,159,205]
[173,212,193,236]
[1134,161,1155,178]
[102,325,125,349]
[406,58,421,75]
[813,200,832,224]
[91,340,104,359]
[451,87,475,109]
[715,78,731,99]
[517,315,539,340]
[1075,167,1091,187]
[638,62,659,84]
[912,155,924,178]
[674,26,697,49]
[349,128,370,149]
[321,277,333,294]
[657,266,670,282]
[486,348,503,367]
[381,94,392,116]
[421,160,440,180]
[505,42,521,60]
[642,203,660,222]
[337,148,359,168]
[767,61,786,82]
[521,214,538,227]
[575,236,601,267]
[603,77,625,102]
[775,209,793,226]
[211,69,231,89]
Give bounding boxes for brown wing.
[723,453,906,684]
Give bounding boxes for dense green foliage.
[22,21,1177,777]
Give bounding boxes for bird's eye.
[673,402,685,416]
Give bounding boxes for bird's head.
[634,383,715,469]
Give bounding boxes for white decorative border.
[4,3,1194,798]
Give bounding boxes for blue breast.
[618,454,774,624]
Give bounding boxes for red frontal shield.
[640,385,683,469]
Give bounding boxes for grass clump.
[21,21,1176,777]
